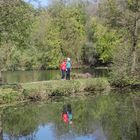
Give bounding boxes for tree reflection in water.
[0,109,3,140]
[1,93,140,140]
[2,104,39,140]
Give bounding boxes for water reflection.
[1,93,140,140]
[2,68,108,83]
[0,110,3,140]
[62,104,73,125]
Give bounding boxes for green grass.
[0,78,110,105]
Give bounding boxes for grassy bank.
[0,78,110,105]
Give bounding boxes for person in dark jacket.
[67,104,73,124]
[66,58,71,80]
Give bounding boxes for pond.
[0,92,140,140]
[2,68,109,83]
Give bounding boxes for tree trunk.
[131,1,139,73]
[0,71,2,85]
[131,43,137,73]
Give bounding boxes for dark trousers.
[61,70,65,79]
[66,68,71,80]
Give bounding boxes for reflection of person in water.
[67,104,73,124]
[62,104,73,124]
[62,105,69,124]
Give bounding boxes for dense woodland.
[0,0,140,86]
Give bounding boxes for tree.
[48,1,87,65]
[82,18,121,66]
[0,43,13,83]
[99,0,140,73]
[0,110,3,140]
[0,0,34,78]
[30,9,63,69]
[0,0,34,46]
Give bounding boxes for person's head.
[62,105,67,114]
[67,57,70,62]
[64,58,66,62]
[67,104,72,113]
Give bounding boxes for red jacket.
[62,113,68,123]
[60,62,66,71]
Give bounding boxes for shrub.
[0,88,22,104]
[0,78,110,104]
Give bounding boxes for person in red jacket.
[62,105,69,124]
[60,59,66,79]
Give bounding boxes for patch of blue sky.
[24,0,99,8]
[24,0,49,8]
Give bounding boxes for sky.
[24,0,99,8]
[24,0,49,8]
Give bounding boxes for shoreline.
[0,78,140,107]
[0,78,110,105]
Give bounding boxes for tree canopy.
[0,0,140,84]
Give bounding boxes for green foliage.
[109,44,139,87]
[99,0,140,85]
[0,0,88,71]
[91,94,138,140]
[57,5,86,63]
[0,78,110,104]
[2,93,139,140]
[0,43,13,71]
[0,0,34,46]
[0,0,34,71]
[0,88,22,104]
[3,104,39,137]
[0,0,139,86]
[22,78,110,99]
[82,18,121,65]
[109,44,130,87]
[30,10,63,69]
[50,80,81,96]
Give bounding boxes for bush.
[109,44,139,87]
[0,78,110,105]
[0,88,22,104]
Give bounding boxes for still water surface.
[1,92,140,140]
[2,69,108,83]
